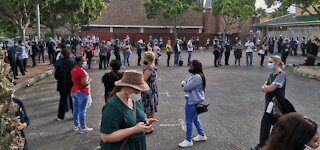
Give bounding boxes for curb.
[293,67,320,81]
[14,69,55,91]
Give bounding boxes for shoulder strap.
[269,71,282,83]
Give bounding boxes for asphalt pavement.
[15,50,320,150]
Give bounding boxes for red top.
[71,65,89,95]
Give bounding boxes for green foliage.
[255,8,267,18]
[211,0,256,22]
[265,0,320,18]
[0,0,37,42]
[40,0,82,37]
[0,18,17,37]
[40,0,105,37]
[144,0,202,19]
[44,30,64,39]
[270,5,290,18]
[144,0,202,38]
[68,0,105,26]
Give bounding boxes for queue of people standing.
[0,39,45,80]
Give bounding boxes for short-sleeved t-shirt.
[71,65,89,95]
[100,95,146,150]
[266,71,286,99]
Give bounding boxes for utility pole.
[36,2,41,42]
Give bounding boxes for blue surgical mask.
[267,63,275,70]
[82,61,87,68]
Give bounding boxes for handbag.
[271,97,283,118]
[196,102,209,115]
[179,55,183,66]
[270,94,296,119]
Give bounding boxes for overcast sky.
[255,0,295,13]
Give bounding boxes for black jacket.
[54,58,76,92]
[13,98,30,138]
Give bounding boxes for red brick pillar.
[203,9,210,33]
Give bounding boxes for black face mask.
[189,69,196,74]
[143,61,148,65]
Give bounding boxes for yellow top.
[166,43,172,52]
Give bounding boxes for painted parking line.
[179,119,186,131]
[158,91,170,97]
[159,119,186,132]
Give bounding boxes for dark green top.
[100,95,147,150]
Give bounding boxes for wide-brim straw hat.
[115,70,150,91]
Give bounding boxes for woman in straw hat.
[100,70,158,150]
[252,55,288,150]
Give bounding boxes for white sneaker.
[193,134,207,142]
[80,127,93,133]
[73,126,80,132]
[178,139,193,148]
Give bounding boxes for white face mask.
[129,92,141,102]
[82,61,87,68]
[305,145,320,150]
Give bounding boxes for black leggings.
[167,52,171,66]
[258,99,276,147]
[260,55,265,66]
[213,51,219,66]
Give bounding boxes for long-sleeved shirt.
[182,74,205,105]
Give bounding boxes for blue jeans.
[174,52,180,65]
[185,102,204,142]
[123,52,131,66]
[71,92,89,129]
[246,52,253,66]
[187,51,192,64]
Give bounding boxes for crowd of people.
[1,33,319,150]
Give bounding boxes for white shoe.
[178,139,193,148]
[80,127,93,133]
[193,134,207,142]
[73,126,80,132]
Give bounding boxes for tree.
[0,18,17,37]
[0,0,36,43]
[40,0,82,38]
[255,8,268,22]
[265,0,320,19]
[270,5,290,18]
[144,0,202,39]
[211,0,256,42]
[65,0,105,37]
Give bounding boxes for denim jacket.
[183,74,205,105]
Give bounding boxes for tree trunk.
[222,29,227,45]
[50,25,56,38]
[18,26,26,44]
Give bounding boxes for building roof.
[90,0,203,28]
[255,14,320,27]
